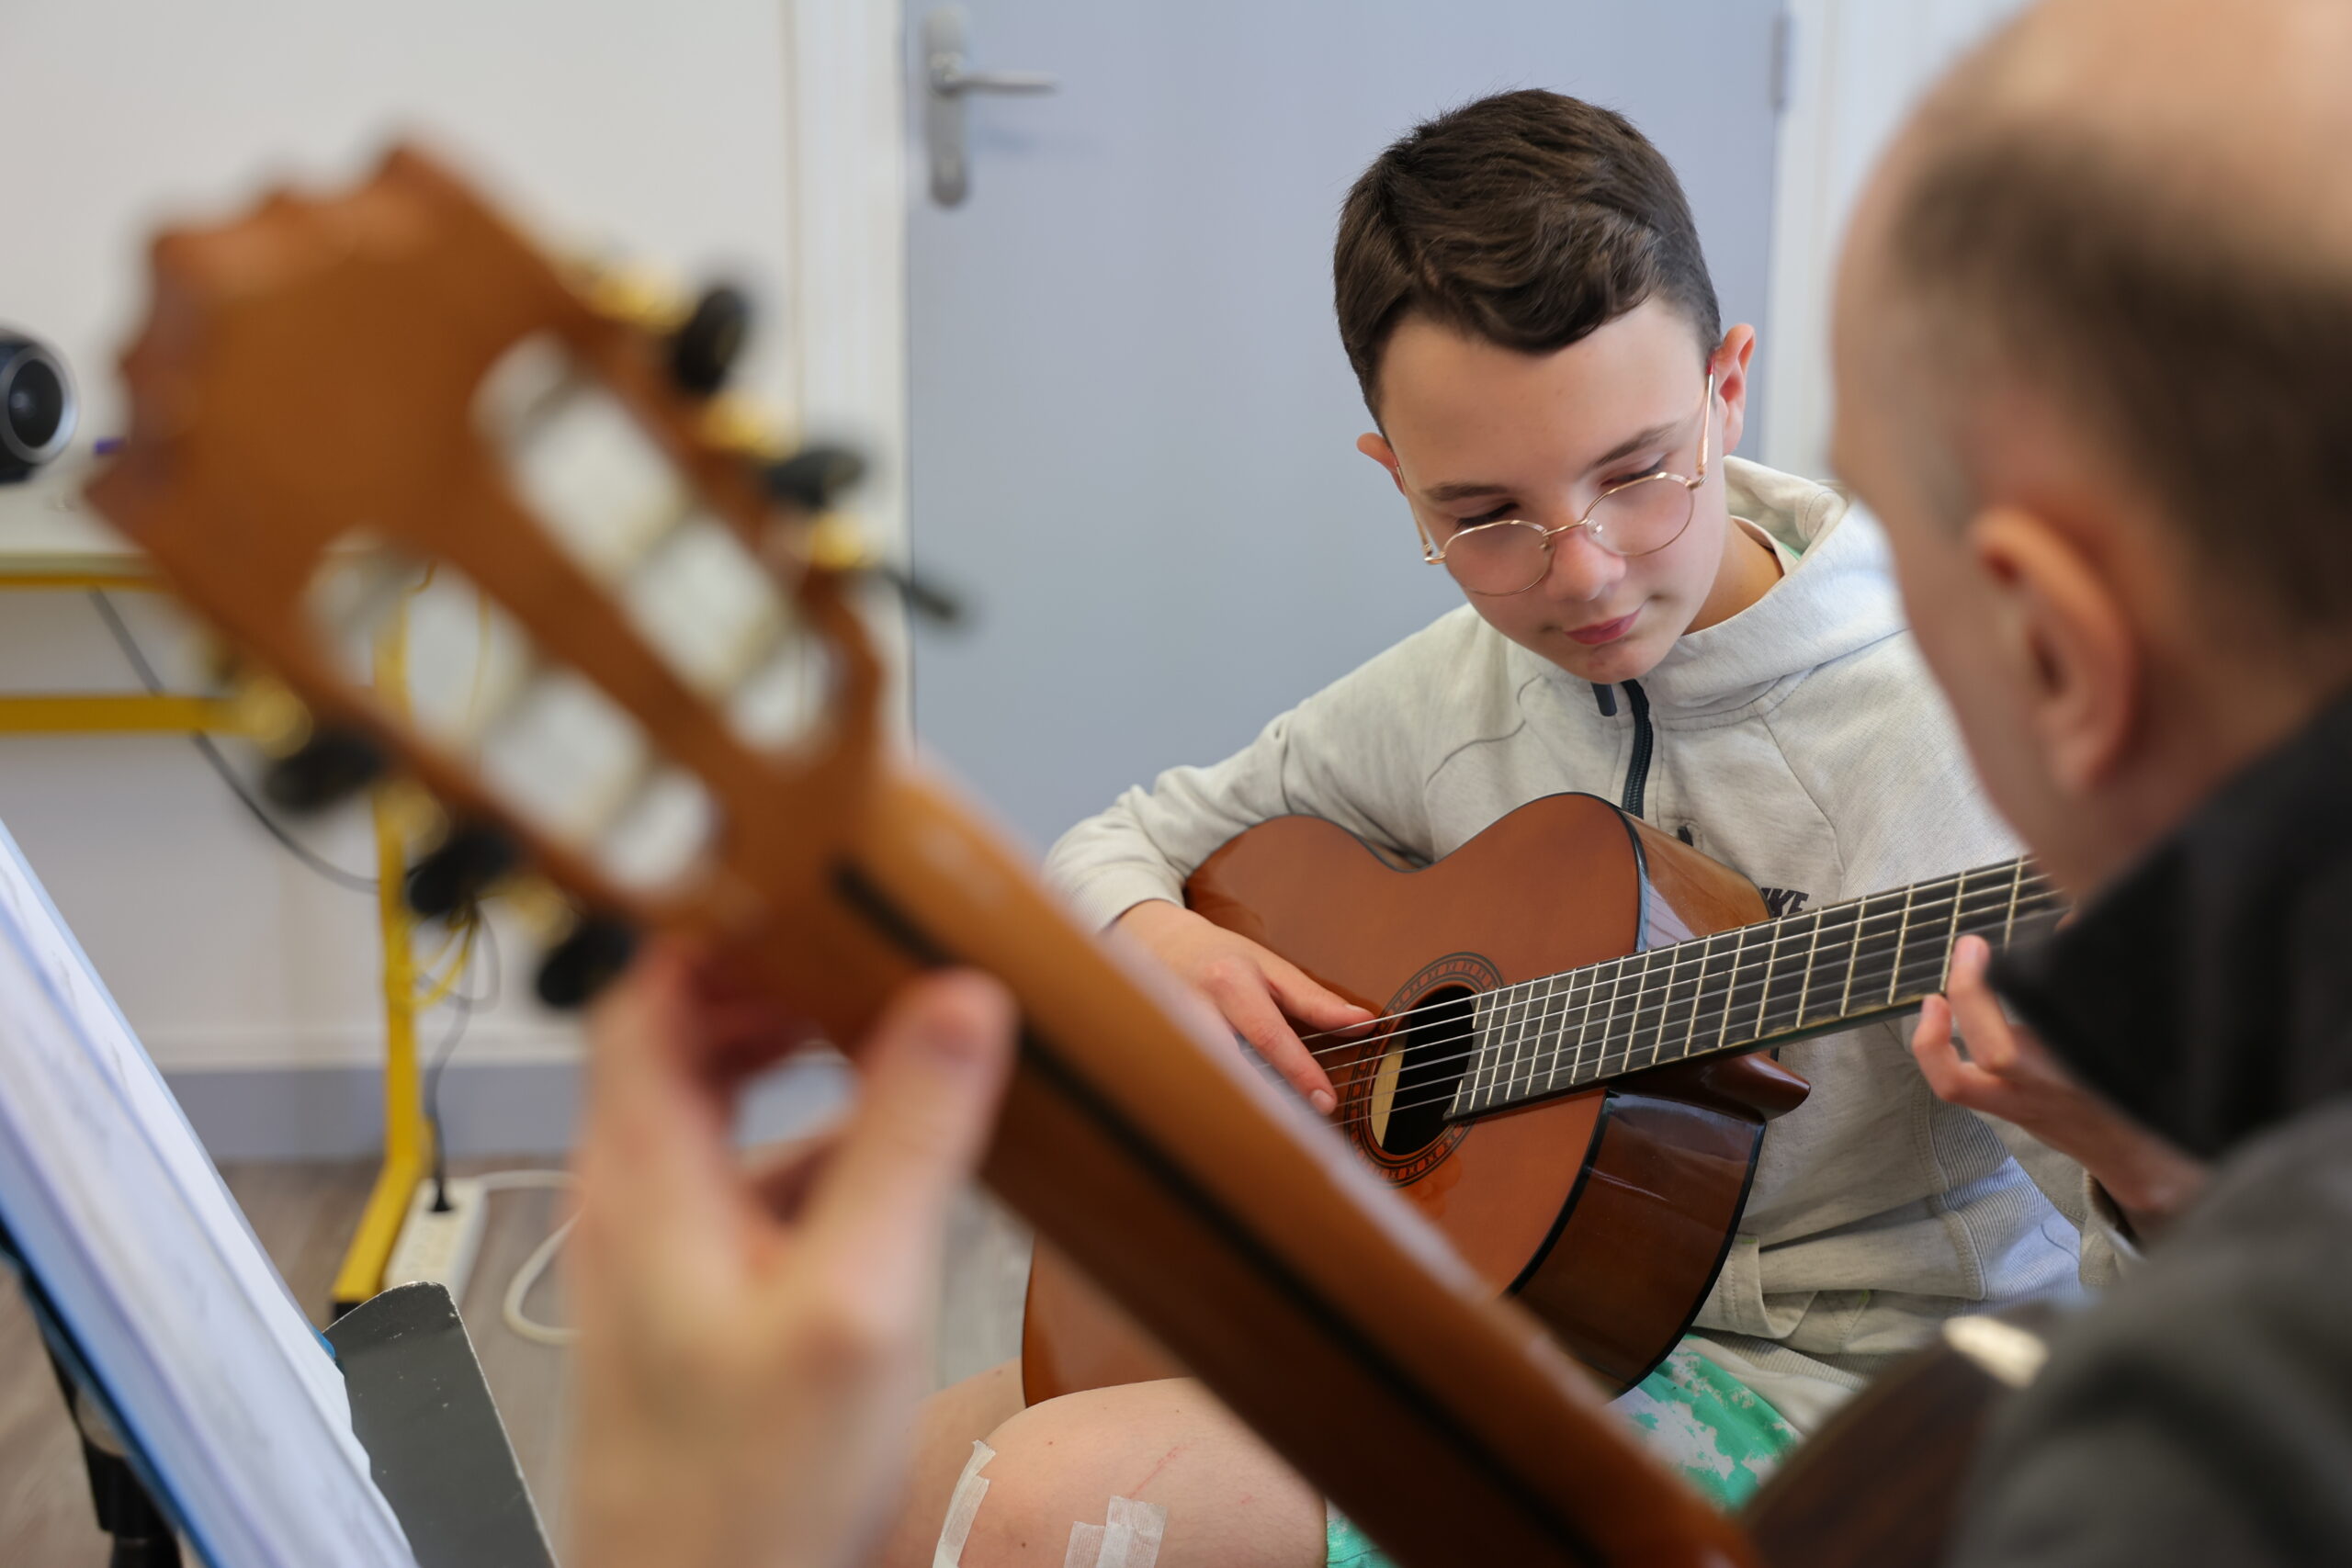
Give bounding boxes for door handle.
[928,57,1057,98]
[922,6,1057,208]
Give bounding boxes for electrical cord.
[423,915,502,1210]
[86,591,377,893]
[89,594,588,1338]
[497,1202,579,1348]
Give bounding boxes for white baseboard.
[168,1049,853,1161]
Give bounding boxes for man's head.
[1834,0,2352,897]
[1338,90,1766,685]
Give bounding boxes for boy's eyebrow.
[1419,419,1683,502]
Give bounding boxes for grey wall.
[907,0,1784,850]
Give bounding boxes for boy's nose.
[1538,525,1627,603]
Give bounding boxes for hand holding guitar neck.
[1913,935,2206,1229]
[568,953,1015,1568]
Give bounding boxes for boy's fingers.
[1224,984,1337,1112]
[797,972,1017,1300]
[1265,960,1377,1033]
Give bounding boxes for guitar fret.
[2004,858,2024,948]
[1714,926,1746,1054]
[1601,953,1635,1076]
[1519,975,1555,1100]
[1886,884,1917,1005]
[1675,932,1715,1065]
[1838,896,1871,1017]
[1796,910,1826,1030]
[1467,991,1486,1114]
[1648,942,1682,1069]
[1539,969,1577,1096]
[1940,868,1972,988]
[1754,918,1786,1041]
[1495,983,1523,1111]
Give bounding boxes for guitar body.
[1024,793,1811,1404]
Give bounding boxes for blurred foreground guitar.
[85,146,1758,1566]
[1025,799,2062,1402]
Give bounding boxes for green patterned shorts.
[1324,1346,1798,1566]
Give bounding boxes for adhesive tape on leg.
[932,1440,998,1568]
[1063,1495,1168,1568]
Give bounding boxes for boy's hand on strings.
[566,945,1014,1568]
[1913,934,2205,1230]
[1114,898,1372,1114]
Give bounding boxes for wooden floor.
[0,1158,1032,1562]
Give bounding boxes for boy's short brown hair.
[1335,89,1722,411]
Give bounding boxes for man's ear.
[1968,506,2142,795]
[1713,325,1759,457]
[1357,432,1407,494]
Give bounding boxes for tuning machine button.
[535,915,639,1010]
[668,283,753,399]
[260,727,387,814]
[763,445,867,513]
[405,822,522,921]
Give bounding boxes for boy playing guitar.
[874,88,2195,1568]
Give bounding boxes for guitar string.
[1326,891,2067,1134]
[1293,863,2054,1058]
[1320,897,2067,1138]
[1292,866,2059,1060]
[1304,888,2062,1134]
[1317,911,2058,1137]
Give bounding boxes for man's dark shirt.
[1951,689,2352,1564]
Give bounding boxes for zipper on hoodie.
[1594,680,1656,818]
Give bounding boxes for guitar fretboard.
[1448,858,2061,1121]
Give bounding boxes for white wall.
[0,0,904,1083]
[1761,0,2032,481]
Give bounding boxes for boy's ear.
[1713,325,1759,457]
[1357,432,1407,494]
[1967,505,2141,797]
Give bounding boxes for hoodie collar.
[1993,686,2352,1160]
[1533,458,1910,717]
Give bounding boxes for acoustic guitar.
[1024,795,2062,1402]
[85,145,1764,1566]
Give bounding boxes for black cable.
[424,916,503,1210]
[86,591,377,894]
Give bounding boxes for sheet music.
[0,824,415,1566]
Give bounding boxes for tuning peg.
[668,283,752,399]
[763,445,867,513]
[534,915,639,1010]
[404,822,521,922]
[260,727,386,814]
[868,559,967,627]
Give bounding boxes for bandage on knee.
[1063,1495,1168,1568]
[932,1440,997,1568]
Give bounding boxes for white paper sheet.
[0,822,414,1566]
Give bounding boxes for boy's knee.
[952,1381,1322,1568]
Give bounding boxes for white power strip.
[384,1176,488,1303]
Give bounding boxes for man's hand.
[566,947,1015,1568]
[1114,899,1373,1114]
[1913,934,2204,1229]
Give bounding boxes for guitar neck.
[1453,858,2062,1120]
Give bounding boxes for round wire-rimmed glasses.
[1416,371,1715,596]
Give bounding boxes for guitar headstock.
[87,146,892,1011]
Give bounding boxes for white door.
[906,1,1787,848]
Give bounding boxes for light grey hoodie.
[1044,458,2130,1429]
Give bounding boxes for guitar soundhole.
[1374,985,1478,1158]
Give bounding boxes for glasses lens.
[1586,475,1695,558]
[1442,522,1552,594]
